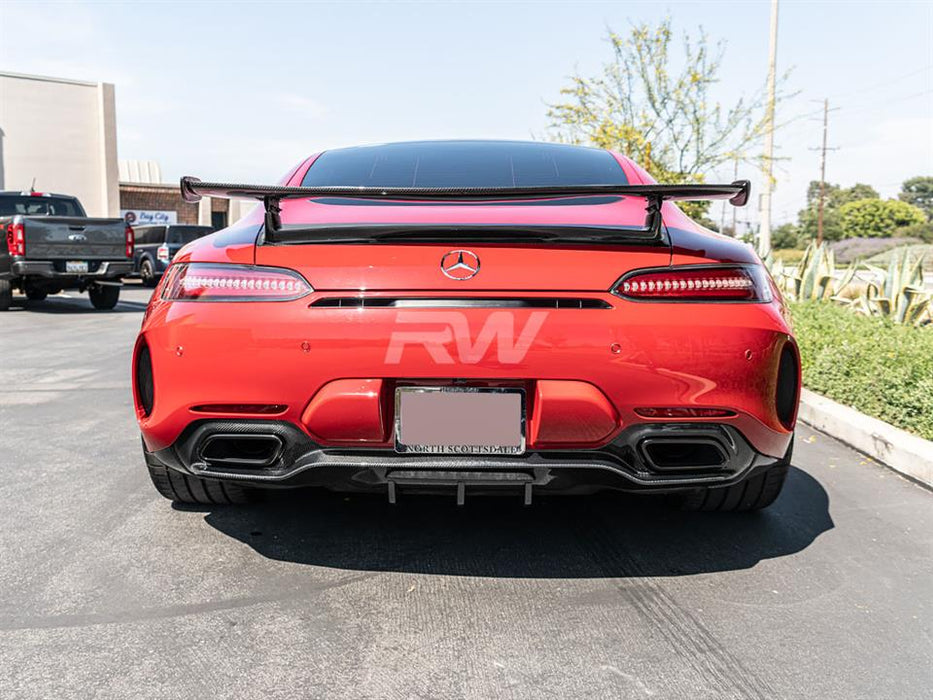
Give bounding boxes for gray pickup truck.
[0,191,133,310]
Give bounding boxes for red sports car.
[134,140,799,510]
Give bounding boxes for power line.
[834,88,933,117]
[779,87,933,130]
[823,64,933,101]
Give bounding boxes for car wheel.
[88,284,120,310]
[678,436,793,512]
[146,463,254,505]
[140,259,158,288]
[26,288,48,301]
[0,280,11,311]
[142,437,255,505]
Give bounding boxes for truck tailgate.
[23,217,127,259]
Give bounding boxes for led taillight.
[6,220,25,257]
[161,263,312,301]
[156,244,170,262]
[125,225,135,258]
[614,265,771,302]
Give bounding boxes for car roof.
[320,138,610,152]
[0,190,77,198]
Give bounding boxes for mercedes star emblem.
[440,250,480,280]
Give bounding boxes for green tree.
[837,183,880,205]
[797,182,879,241]
[839,198,926,238]
[898,176,933,220]
[546,19,789,221]
[771,222,800,249]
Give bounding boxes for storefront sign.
[121,209,177,226]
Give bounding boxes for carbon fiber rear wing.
[179,175,750,240]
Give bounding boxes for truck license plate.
[66,261,89,273]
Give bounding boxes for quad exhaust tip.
[198,434,283,469]
[640,438,728,472]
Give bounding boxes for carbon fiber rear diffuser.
[385,470,534,506]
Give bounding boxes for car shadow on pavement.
[199,466,833,578]
[6,297,148,314]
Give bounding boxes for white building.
[1,71,256,228]
[0,71,120,217]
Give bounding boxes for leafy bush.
[771,223,800,250]
[790,302,933,440]
[894,221,933,242]
[839,198,926,238]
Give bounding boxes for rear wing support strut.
[180,176,750,238]
[262,196,282,233]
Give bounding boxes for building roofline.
[118,181,176,189]
[0,71,104,88]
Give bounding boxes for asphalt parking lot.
[0,284,930,700]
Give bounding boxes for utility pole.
[810,99,839,246]
[758,0,779,256]
[816,99,830,245]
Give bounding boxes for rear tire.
[88,284,120,310]
[140,259,158,288]
[146,463,254,505]
[0,280,11,311]
[679,436,793,512]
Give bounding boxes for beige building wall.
[0,72,119,217]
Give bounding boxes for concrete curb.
[798,388,933,488]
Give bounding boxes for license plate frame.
[394,386,526,455]
[65,260,89,274]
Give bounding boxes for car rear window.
[0,196,84,217]
[300,141,628,188]
[167,226,213,244]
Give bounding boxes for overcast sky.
[2,0,931,227]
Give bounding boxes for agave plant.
[766,242,857,302]
[846,250,932,326]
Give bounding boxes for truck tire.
[678,437,793,512]
[140,258,158,287]
[0,280,11,311]
[146,463,254,505]
[88,284,120,310]
[26,289,48,301]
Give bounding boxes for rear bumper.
[136,291,798,461]
[145,418,785,495]
[8,260,132,280]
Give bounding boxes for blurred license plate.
[395,387,525,455]
[66,261,89,273]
